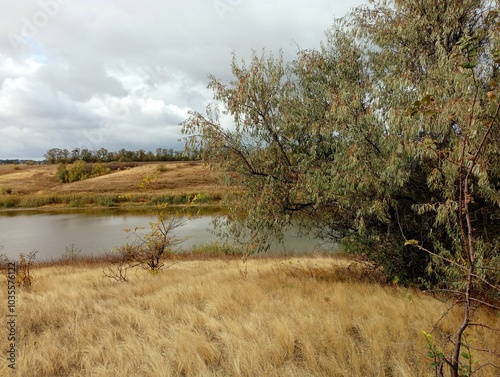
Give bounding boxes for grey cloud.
[0,0,366,159]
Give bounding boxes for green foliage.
[91,162,111,177]
[156,163,168,173]
[183,0,500,288]
[68,198,84,207]
[44,147,200,164]
[19,195,61,208]
[56,163,69,183]
[424,331,446,375]
[97,195,118,207]
[190,193,212,204]
[151,193,197,205]
[1,198,18,208]
[183,2,500,375]
[68,160,89,183]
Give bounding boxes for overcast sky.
[0,0,366,159]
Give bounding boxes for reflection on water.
[0,208,335,260]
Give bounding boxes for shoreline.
[0,202,225,213]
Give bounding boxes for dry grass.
[1,256,498,376]
[0,162,222,208]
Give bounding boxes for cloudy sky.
[0,0,366,159]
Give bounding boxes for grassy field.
[0,162,222,209]
[1,163,498,376]
[1,255,498,377]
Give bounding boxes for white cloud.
[0,0,367,159]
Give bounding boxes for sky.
[0,0,366,160]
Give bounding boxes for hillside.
[0,162,222,209]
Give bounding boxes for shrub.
[69,198,84,207]
[172,195,188,205]
[17,250,38,289]
[118,214,186,274]
[156,163,168,173]
[91,162,111,177]
[191,193,212,204]
[68,160,89,183]
[56,163,69,183]
[3,198,18,208]
[62,243,82,261]
[97,195,118,207]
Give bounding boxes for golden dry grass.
[0,162,218,196]
[1,256,498,377]
[53,162,218,195]
[0,162,222,209]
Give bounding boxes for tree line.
[43,147,200,164]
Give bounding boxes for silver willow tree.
[183,2,500,373]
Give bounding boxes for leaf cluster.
[182,0,500,294]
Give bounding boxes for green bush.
[2,198,18,208]
[91,162,111,177]
[19,195,61,208]
[152,195,175,205]
[156,163,168,173]
[172,195,188,205]
[56,163,69,183]
[97,195,118,207]
[192,193,212,204]
[68,160,89,183]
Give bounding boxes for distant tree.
[44,148,63,164]
[95,148,109,162]
[80,148,93,162]
[136,149,146,162]
[62,149,69,163]
[71,148,80,162]
[45,146,207,164]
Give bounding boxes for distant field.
[0,162,223,209]
[0,255,498,377]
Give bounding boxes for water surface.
[0,208,334,260]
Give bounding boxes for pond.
[0,207,336,261]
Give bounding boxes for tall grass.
[0,192,222,209]
[0,256,498,376]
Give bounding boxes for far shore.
[0,161,225,211]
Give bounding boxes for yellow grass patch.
[1,256,498,376]
[0,162,222,209]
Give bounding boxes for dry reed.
[0,256,498,376]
